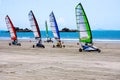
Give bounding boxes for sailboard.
[49,12,65,48]
[28,10,45,48]
[5,15,21,46]
[75,3,100,52]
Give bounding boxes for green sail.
[75,3,92,43]
[45,21,49,38]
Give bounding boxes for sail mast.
[5,15,17,41]
[75,3,92,43]
[49,12,60,41]
[28,10,41,39]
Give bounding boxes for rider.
[56,40,62,47]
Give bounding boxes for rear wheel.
[42,45,45,48]
[63,45,65,48]
[79,48,82,52]
[9,43,11,46]
[17,43,21,46]
[53,45,55,48]
[33,45,35,48]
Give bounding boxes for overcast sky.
[0,0,120,30]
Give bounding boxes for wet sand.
[0,40,120,80]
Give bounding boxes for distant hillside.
[15,27,32,32]
[60,27,78,32]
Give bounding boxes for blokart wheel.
[17,43,21,46]
[42,45,45,48]
[33,45,35,48]
[79,48,82,52]
[63,45,65,48]
[19,43,21,46]
[53,45,55,48]
[97,49,101,53]
[9,43,11,46]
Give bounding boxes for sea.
[0,30,120,42]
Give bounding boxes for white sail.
[28,10,41,38]
[75,3,92,43]
[49,12,60,41]
[5,15,17,40]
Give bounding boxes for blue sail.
[49,12,60,41]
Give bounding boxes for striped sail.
[45,21,49,38]
[28,10,41,39]
[5,15,17,40]
[49,12,60,41]
[75,3,92,43]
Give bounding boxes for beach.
[0,40,120,80]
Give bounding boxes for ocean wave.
[0,37,120,42]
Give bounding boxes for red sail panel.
[5,15,17,40]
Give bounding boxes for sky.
[0,0,120,30]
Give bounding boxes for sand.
[0,40,120,80]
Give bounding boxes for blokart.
[9,40,21,46]
[32,43,45,48]
[79,43,101,53]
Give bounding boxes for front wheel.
[97,49,101,53]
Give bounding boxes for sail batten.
[5,15,17,40]
[28,10,41,39]
[49,12,60,41]
[75,3,92,43]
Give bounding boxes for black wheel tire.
[53,45,55,48]
[43,45,45,48]
[9,43,11,46]
[79,48,82,52]
[97,49,101,53]
[19,43,21,46]
[63,45,65,48]
[33,45,35,48]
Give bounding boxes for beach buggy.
[5,15,21,46]
[28,10,45,48]
[44,21,53,43]
[49,12,65,48]
[75,3,101,52]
